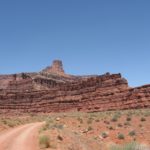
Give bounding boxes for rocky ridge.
[0,60,149,114]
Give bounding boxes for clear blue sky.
[0,0,150,87]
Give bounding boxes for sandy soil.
[0,122,43,150]
[39,110,150,150]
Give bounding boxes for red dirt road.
[0,122,43,150]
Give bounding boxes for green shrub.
[54,124,64,130]
[39,135,50,148]
[101,132,108,138]
[3,120,17,127]
[111,115,118,122]
[42,118,54,130]
[117,133,125,140]
[110,142,148,150]
[129,130,136,137]
[124,122,130,126]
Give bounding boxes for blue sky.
[0,0,150,87]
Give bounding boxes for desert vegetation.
[37,109,150,150]
[110,142,149,150]
[0,114,47,131]
[0,109,150,150]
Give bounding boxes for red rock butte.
[0,60,150,114]
[42,60,65,76]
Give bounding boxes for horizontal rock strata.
[0,60,149,114]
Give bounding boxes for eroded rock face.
[0,60,149,114]
[42,60,65,75]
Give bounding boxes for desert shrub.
[77,117,83,124]
[2,120,19,127]
[127,111,133,117]
[124,122,131,126]
[95,119,100,122]
[144,110,150,117]
[101,132,108,138]
[4,118,19,127]
[87,117,93,124]
[104,120,110,124]
[140,117,146,122]
[117,133,125,140]
[6,121,16,127]
[139,124,142,128]
[87,126,93,131]
[108,126,114,130]
[21,73,29,79]
[54,124,64,130]
[117,123,123,127]
[111,115,118,122]
[129,130,136,137]
[115,111,122,118]
[110,142,149,150]
[39,135,50,148]
[41,118,54,131]
[126,116,132,121]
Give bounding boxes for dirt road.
[0,122,43,150]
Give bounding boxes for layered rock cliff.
[0,60,149,114]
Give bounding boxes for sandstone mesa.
[0,60,149,114]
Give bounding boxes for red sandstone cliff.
[0,60,149,114]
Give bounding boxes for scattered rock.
[56,117,60,121]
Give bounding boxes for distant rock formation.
[42,60,65,75]
[0,60,149,114]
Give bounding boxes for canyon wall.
[0,60,149,114]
